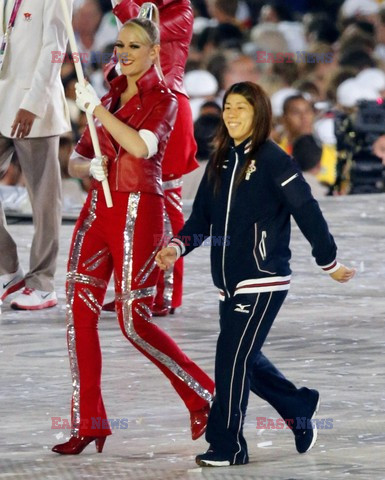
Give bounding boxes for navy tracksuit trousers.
[206,290,317,464]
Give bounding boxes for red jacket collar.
[109,65,164,100]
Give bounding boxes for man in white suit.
[0,0,71,309]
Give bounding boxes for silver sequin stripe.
[134,242,161,286]
[117,284,155,325]
[82,247,110,272]
[121,291,154,324]
[137,302,152,318]
[134,302,154,323]
[78,287,103,315]
[121,193,212,403]
[67,272,107,290]
[66,190,98,437]
[162,177,183,190]
[162,207,174,309]
[116,286,156,302]
[166,190,183,213]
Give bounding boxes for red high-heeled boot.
[102,300,116,312]
[52,435,107,455]
[190,403,210,440]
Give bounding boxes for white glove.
[75,82,101,115]
[89,155,108,182]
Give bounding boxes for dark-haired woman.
[156,81,355,467]
[51,15,214,456]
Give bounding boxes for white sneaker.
[10,288,57,310]
[0,267,25,301]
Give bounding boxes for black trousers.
[206,290,316,464]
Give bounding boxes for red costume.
[67,65,214,438]
[113,0,199,312]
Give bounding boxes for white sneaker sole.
[306,424,318,453]
[1,279,25,301]
[305,395,321,453]
[11,299,57,310]
[197,459,231,467]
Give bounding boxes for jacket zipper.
[259,230,267,260]
[222,152,238,297]
[254,224,277,275]
[115,146,121,190]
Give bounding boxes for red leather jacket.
[75,65,177,196]
[113,0,193,96]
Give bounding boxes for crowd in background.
[2,0,385,202]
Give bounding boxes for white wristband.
[168,237,186,257]
[321,260,341,274]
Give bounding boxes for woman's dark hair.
[209,81,272,192]
[194,113,221,160]
[306,16,340,45]
[338,49,376,71]
[282,94,310,115]
[292,135,322,172]
[265,1,294,22]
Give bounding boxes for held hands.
[329,264,356,283]
[75,82,101,115]
[89,155,108,182]
[155,247,178,271]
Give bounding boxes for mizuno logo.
[234,304,251,313]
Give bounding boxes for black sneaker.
[294,389,320,454]
[195,449,249,467]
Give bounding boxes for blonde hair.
[121,17,160,46]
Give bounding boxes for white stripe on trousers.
[226,291,273,464]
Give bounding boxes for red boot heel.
[95,436,106,453]
[190,403,210,440]
[52,435,107,455]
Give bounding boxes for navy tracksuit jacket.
[171,138,339,463]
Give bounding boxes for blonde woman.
[52,15,213,455]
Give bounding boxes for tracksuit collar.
[230,137,252,155]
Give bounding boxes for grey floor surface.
[0,194,384,479]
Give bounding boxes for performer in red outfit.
[108,0,199,316]
[52,16,213,455]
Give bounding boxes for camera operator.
[334,78,385,195]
